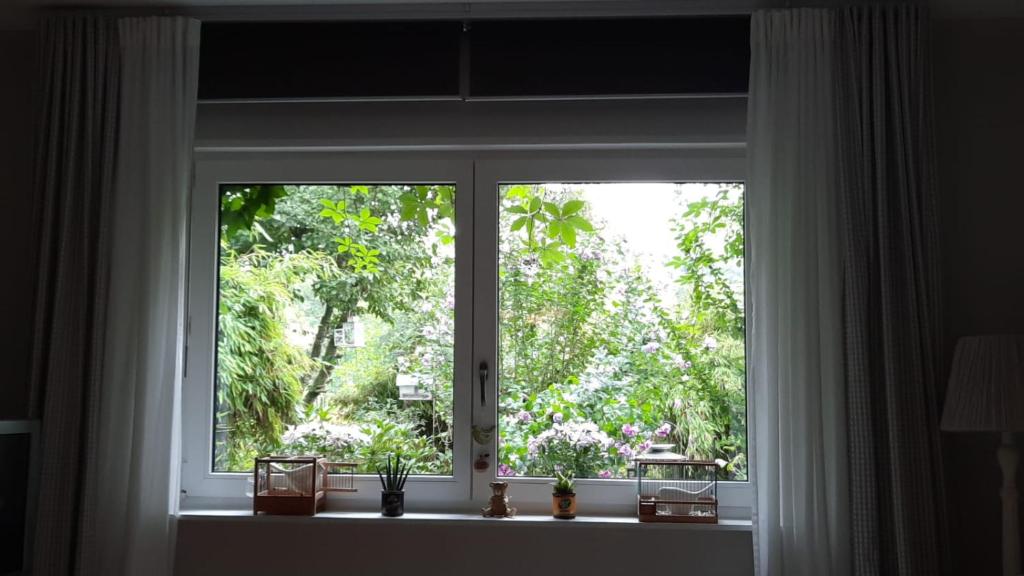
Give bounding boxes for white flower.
[703,335,718,350]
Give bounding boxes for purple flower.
[621,423,638,438]
[641,341,660,354]
[638,440,652,453]
[498,463,516,477]
[617,443,635,460]
[516,410,533,423]
[598,470,613,479]
[655,423,672,438]
[552,412,564,423]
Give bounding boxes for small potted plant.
[376,453,411,517]
[552,470,576,519]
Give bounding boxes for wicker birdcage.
[635,445,718,524]
[253,456,327,516]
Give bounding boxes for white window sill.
[178,507,752,532]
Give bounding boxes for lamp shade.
[941,334,1024,432]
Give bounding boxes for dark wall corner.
[933,16,1024,576]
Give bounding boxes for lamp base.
[997,431,1021,576]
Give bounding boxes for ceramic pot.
[552,492,576,519]
[382,490,405,517]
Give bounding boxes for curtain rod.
[35,0,766,23]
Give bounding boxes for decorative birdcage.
[635,445,718,524]
[253,456,326,516]
[321,461,358,492]
[395,373,432,401]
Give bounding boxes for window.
[495,182,746,481]
[183,151,749,515]
[214,183,457,476]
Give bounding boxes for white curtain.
[747,9,850,576]
[90,17,200,576]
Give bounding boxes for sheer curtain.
[747,9,850,576]
[31,16,200,576]
[748,5,948,576]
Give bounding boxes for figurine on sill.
[481,481,516,518]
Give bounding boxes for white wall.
[174,515,753,576]
[0,28,38,420]
[933,16,1024,576]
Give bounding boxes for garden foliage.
[215,182,746,480]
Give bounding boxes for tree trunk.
[309,305,334,361]
[304,334,338,405]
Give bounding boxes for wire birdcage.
[321,461,358,492]
[635,446,718,524]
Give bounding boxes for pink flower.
[498,463,516,477]
[655,423,672,438]
[617,443,635,460]
[641,342,660,354]
[638,440,652,453]
[621,423,638,438]
[598,470,613,479]
[516,410,532,423]
[673,398,683,410]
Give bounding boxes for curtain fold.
[747,9,850,576]
[837,6,949,575]
[749,5,948,575]
[30,15,200,576]
[29,16,119,575]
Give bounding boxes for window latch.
[479,361,488,407]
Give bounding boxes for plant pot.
[381,490,405,517]
[552,492,576,519]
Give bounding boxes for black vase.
[381,490,405,517]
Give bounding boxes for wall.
[0,28,38,420]
[175,514,753,576]
[933,17,1024,576]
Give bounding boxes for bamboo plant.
[376,453,411,492]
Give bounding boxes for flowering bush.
[281,421,369,461]
[527,421,614,477]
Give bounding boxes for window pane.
[214,184,456,475]
[497,183,746,480]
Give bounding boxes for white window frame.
[182,151,475,509]
[471,150,752,518]
[182,147,752,519]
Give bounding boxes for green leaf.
[510,216,530,232]
[529,197,542,212]
[543,202,560,218]
[400,203,418,221]
[560,225,576,247]
[566,215,594,232]
[546,222,562,238]
[561,199,584,216]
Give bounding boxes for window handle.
[479,361,488,407]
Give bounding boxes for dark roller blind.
[198,16,750,101]
[469,16,750,98]
[199,21,463,100]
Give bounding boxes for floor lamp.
[942,334,1024,576]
